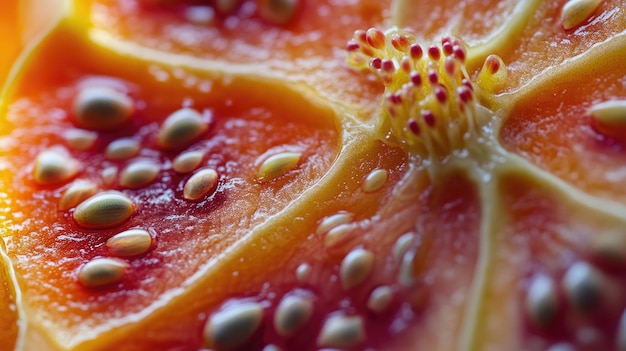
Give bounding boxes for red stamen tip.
[410,44,423,60]
[442,42,453,56]
[408,119,420,135]
[370,57,382,69]
[423,110,436,127]
[346,41,360,51]
[382,59,395,73]
[428,69,438,84]
[435,86,447,103]
[410,72,422,86]
[366,28,386,49]
[428,46,441,60]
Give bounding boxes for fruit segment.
[0,19,339,349]
[500,34,626,204]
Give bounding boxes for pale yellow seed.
[62,128,98,151]
[258,0,298,25]
[106,229,153,257]
[324,223,356,249]
[59,180,98,211]
[257,152,301,182]
[183,168,219,201]
[561,0,602,30]
[73,192,135,229]
[73,87,133,130]
[78,258,126,288]
[362,169,388,192]
[526,274,559,328]
[105,138,141,160]
[392,232,415,264]
[398,250,416,287]
[588,100,626,137]
[367,285,393,314]
[316,212,353,235]
[157,108,209,151]
[33,147,80,186]
[102,166,118,186]
[119,160,160,189]
[274,295,314,337]
[173,150,204,173]
[340,248,374,290]
[204,302,264,350]
[295,263,311,283]
[317,315,365,348]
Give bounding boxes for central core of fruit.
[347,28,503,161]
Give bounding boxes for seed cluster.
[523,255,626,349]
[35,81,307,291]
[202,211,424,349]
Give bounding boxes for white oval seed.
[105,138,141,160]
[363,168,388,192]
[73,87,133,130]
[62,128,98,151]
[562,261,605,312]
[367,285,393,314]
[296,263,311,283]
[324,223,356,250]
[101,166,118,186]
[589,100,626,137]
[392,232,415,264]
[204,302,264,350]
[78,258,126,288]
[257,152,301,182]
[317,314,365,348]
[525,274,559,328]
[316,212,353,235]
[172,150,204,173]
[106,229,153,257]
[73,192,135,229]
[59,180,98,211]
[158,108,209,151]
[340,248,374,290]
[274,295,314,337]
[561,0,602,30]
[183,168,219,201]
[185,5,215,25]
[33,147,80,186]
[398,250,416,287]
[119,161,160,189]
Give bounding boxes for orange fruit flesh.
[1,0,626,350]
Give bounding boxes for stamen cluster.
[347,28,480,159]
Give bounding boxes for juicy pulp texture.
[1,0,626,350]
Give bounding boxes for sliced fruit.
[2,0,626,350]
